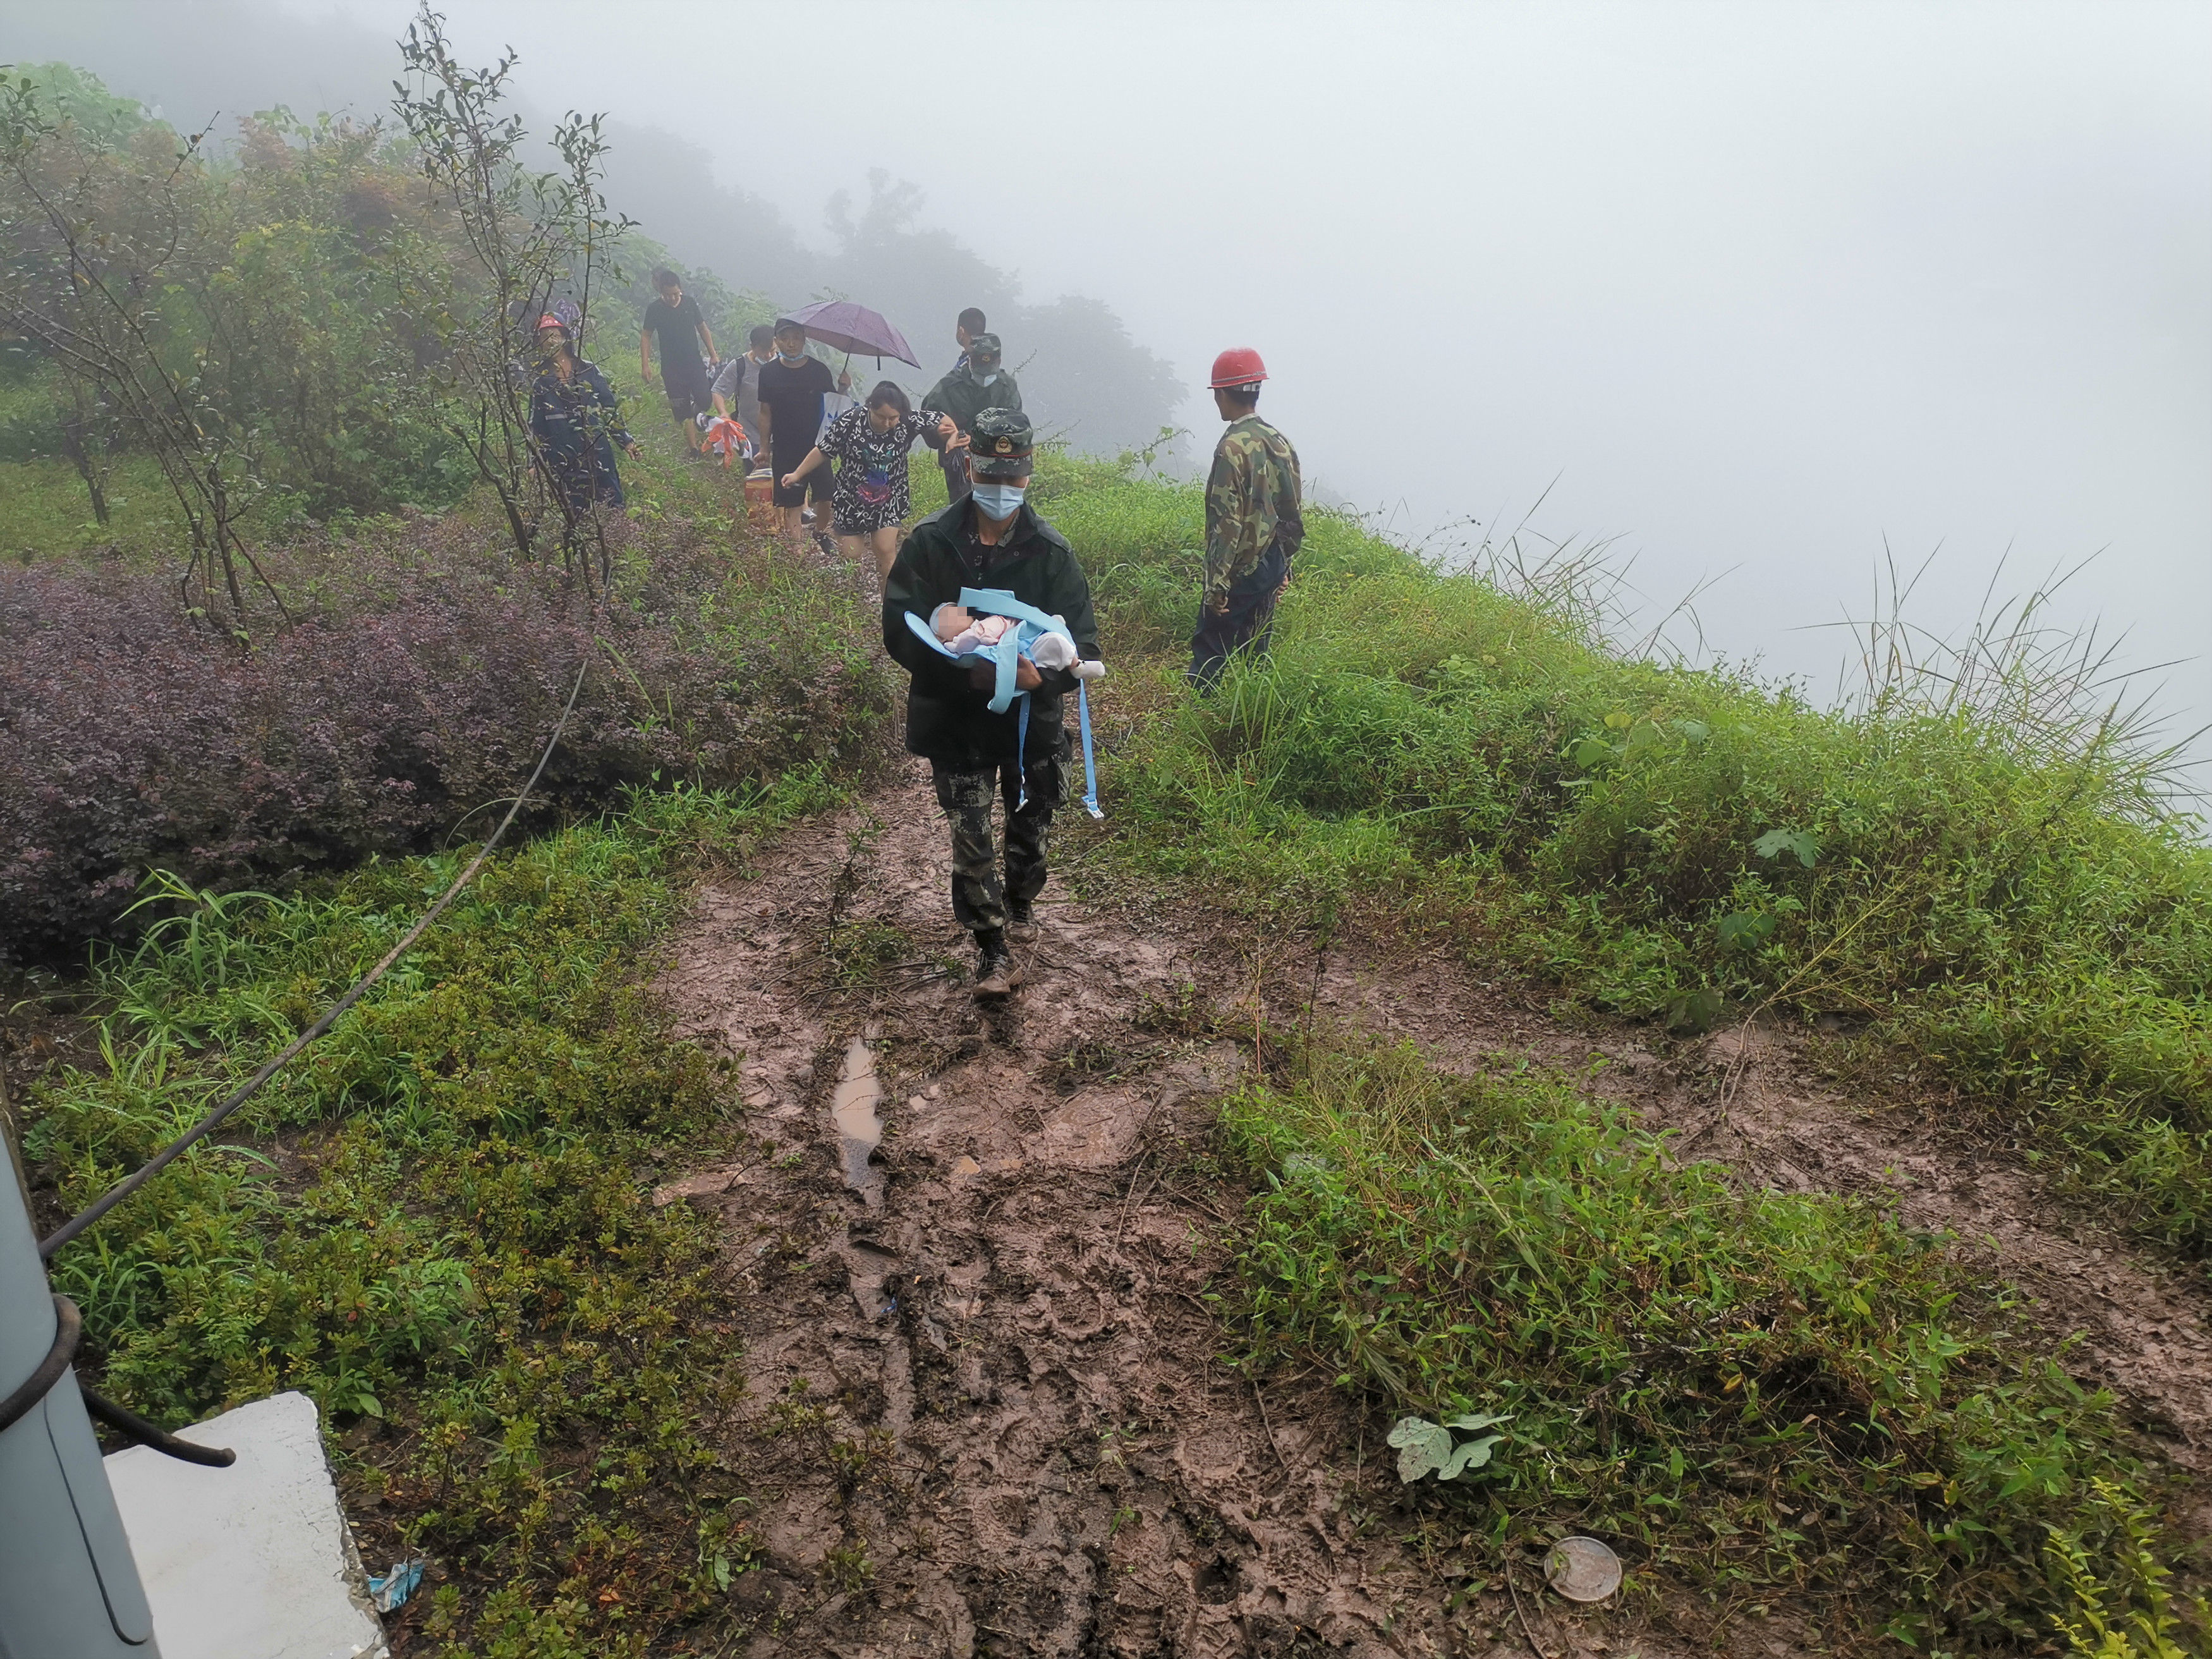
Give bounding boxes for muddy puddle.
[829,1032,883,1202]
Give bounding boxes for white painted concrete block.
[104,1391,389,1659]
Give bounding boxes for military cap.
[968,406,1034,477]
[966,332,1002,362]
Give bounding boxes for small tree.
[390,4,631,568]
[0,75,285,630]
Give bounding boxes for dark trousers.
[939,448,971,506]
[1188,545,1288,690]
[931,753,1064,933]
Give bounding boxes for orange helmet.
[1208,346,1267,389]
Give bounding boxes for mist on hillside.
[11,0,2209,783]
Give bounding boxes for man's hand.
[964,659,1043,693]
[1208,594,1231,617]
[836,369,853,392]
[937,414,957,442]
[948,429,970,453]
[780,471,800,490]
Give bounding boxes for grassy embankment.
[1038,451,2208,1646]
[11,439,2206,1650]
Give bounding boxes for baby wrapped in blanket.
[931,605,1085,674]
[905,586,1107,817]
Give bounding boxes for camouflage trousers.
[930,753,1064,933]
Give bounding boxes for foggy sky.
[15,0,2211,785]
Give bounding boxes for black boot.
[1004,897,1039,944]
[972,927,1022,999]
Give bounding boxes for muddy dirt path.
[659,768,1488,1657]
[655,767,2208,1655]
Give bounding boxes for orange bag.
[742,468,777,528]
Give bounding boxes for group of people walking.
[528,276,1303,1000]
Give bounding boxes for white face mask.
[974,368,999,386]
[969,481,1025,520]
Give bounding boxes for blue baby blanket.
[904,586,1103,818]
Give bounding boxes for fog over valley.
[15,0,2211,781]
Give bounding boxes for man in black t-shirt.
[640,268,717,453]
[754,317,851,543]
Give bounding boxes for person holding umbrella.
[922,332,1023,506]
[753,317,852,545]
[1189,346,1302,690]
[779,382,958,581]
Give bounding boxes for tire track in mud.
[653,765,2209,1655]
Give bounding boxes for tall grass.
[1040,454,2212,1260]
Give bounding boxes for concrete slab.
[104,1391,388,1659]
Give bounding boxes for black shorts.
[664,366,710,424]
[772,446,829,507]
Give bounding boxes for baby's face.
[934,605,974,640]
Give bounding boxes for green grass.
[27,776,832,1656]
[1220,1031,2181,1647]
[1034,455,2212,1267]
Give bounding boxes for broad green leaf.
[1568,738,1613,772]
[1440,1435,1504,1479]
[1442,1411,1511,1432]
[1718,911,1776,950]
[1387,1416,1454,1483]
[1754,828,1821,868]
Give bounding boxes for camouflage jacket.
[1203,415,1304,604]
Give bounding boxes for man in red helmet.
[1189,347,1303,689]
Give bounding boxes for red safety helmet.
[1208,346,1267,389]
[535,313,565,331]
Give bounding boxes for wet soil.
[655,767,2211,1655]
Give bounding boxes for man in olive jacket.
[921,331,1023,506]
[883,408,1098,997]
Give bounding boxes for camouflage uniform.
[935,751,1065,932]
[1189,413,1304,688]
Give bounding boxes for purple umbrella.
[781,299,920,368]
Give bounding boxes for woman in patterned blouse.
[780,381,954,580]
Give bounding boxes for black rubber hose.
[0,1293,80,1435]
[82,1385,236,1468]
[0,1292,235,1464]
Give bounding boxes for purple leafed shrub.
[1,517,892,959]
